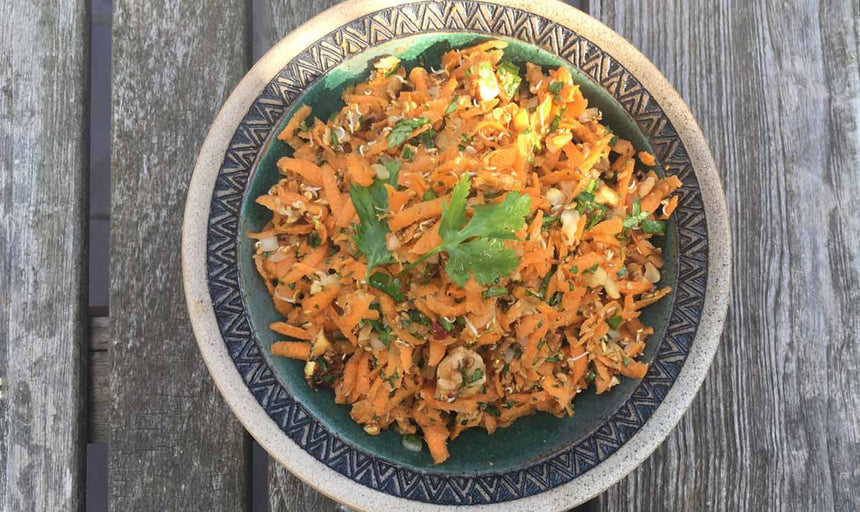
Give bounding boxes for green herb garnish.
[482,285,509,299]
[547,81,564,97]
[641,220,666,234]
[607,315,623,330]
[387,117,428,148]
[368,272,404,301]
[445,96,459,115]
[497,61,522,99]
[402,175,531,286]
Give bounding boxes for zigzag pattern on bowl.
[206,1,708,504]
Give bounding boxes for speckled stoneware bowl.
[182,0,731,509]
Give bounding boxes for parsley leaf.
[445,238,521,286]
[387,118,428,148]
[403,175,531,286]
[497,61,522,99]
[348,163,401,276]
[349,184,394,276]
[607,315,623,330]
[368,272,404,301]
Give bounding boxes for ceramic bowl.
[182,1,730,509]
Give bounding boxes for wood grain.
[108,1,252,510]
[590,0,860,510]
[0,0,89,510]
[89,317,109,443]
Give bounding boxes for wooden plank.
[108,1,251,510]
[590,0,860,510]
[89,317,109,443]
[0,1,89,510]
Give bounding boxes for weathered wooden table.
[3,0,859,510]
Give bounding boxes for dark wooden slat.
[255,1,345,509]
[89,318,109,443]
[108,1,251,510]
[590,0,860,510]
[0,0,89,509]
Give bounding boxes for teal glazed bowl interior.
[238,33,677,473]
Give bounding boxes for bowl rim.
[181,0,731,510]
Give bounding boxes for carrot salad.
[249,40,681,464]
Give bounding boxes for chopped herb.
[548,291,564,307]
[569,265,579,274]
[329,129,339,148]
[298,120,309,132]
[503,400,517,409]
[407,309,431,326]
[616,265,628,278]
[548,113,562,133]
[368,272,404,301]
[641,220,666,234]
[445,96,459,115]
[482,285,509,298]
[537,339,546,350]
[416,128,438,147]
[501,362,510,375]
[584,263,599,274]
[607,315,623,330]
[545,355,562,363]
[497,61,522,98]
[439,317,454,333]
[387,117,429,148]
[323,374,338,383]
[388,372,400,387]
[585,370,596,383]
[402,145,415,160]
[622,356,631,367]
[468,368,484,384]
[307,232,321,247]
[541,215,558,230]
[573,188,608,227]
[483,404,501,417]
[538,268,555,299]
[547,81,564,97]
[422,188,438,201]
[623,198,650,229]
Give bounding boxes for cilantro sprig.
[402,174,531,286]
[348,160,402,280]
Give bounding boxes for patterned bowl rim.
[182,0,731,509]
